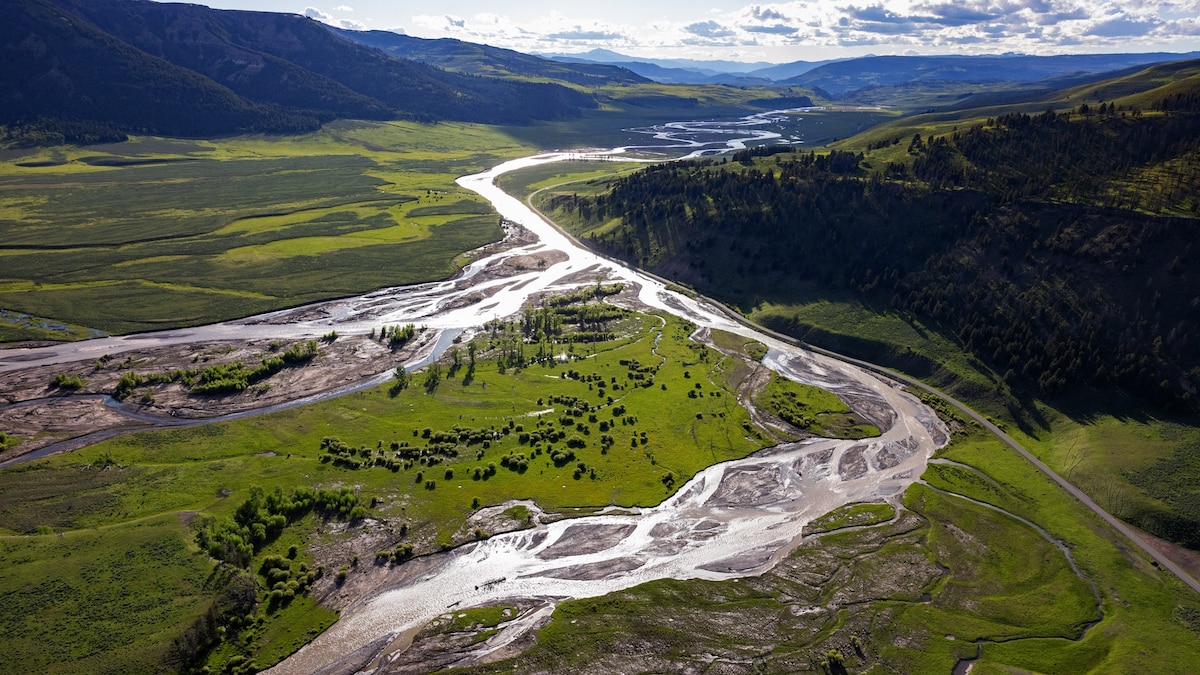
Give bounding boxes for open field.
[0,306,802,672]
[0,121,533,339]
[0,514,218,674]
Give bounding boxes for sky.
[179,1,1200,63]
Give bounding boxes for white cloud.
[394,1,1200,58]
[686,20,737,38]
[304,6,364,30]
[304,6,332,21]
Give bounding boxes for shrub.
[50,373,86,390]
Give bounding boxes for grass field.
[753,371,881,439]
[0,307,790,672]
[0,121,533,338]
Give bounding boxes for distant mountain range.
[5,0,1199,143]
[2,0,613,139]
[549,50,1200,94]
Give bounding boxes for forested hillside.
[553,102,1200,414]
[2,0,597,143]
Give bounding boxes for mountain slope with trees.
[1,0,316,140]
[2,0,598,143]
[552,69,1200,419]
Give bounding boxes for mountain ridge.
[2,0,600,141]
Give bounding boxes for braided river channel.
[1,110,949,673]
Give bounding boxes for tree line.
[553,107,1200,411]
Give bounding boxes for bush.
[50,373,86,390]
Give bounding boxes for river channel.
[267,113,946,673]
[1,109,949,673]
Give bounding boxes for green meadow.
[0,121,532,338]
[1,304,878,672]
[3,92,1199,673]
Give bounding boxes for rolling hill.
[331,28,649,86]
[1,0,599,142]
[783,53,1200,96]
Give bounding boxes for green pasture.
[0,121,532,338]
[925,427,1200,672]
[753,371,880,439]
[496,161,647,202]
[748,295,1011,417]
[0,309,787,672]
[0,515,215,674]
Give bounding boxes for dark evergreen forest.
[555,107,1200,412]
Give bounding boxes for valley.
[3,1,1200,672]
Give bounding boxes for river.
[0,109,948,673]
[261,112,948,673]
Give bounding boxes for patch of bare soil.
[536,523,637,560]
[452,500,544,542]
[838,444,870,480]
[0,398,145,453]
[0,334,426,464]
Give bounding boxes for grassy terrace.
[0,121,531,338]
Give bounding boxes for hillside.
[552,77,1200,420]
[0,0,316,139]
[331,28,649,86]
[784,53,1200,96]
[1,0,597,142]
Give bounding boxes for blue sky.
[182,1,1200,62]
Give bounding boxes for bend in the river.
[263,112,950,674]
[0,109,949,674]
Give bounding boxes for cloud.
[546,29,624,41]
[686,20,737,38]
[304,7,332,21]
[333,4,353,11]
[917,3,1000,26]
[1086,16,1160,36]
[742,23,800,35]
[304,6,363,30]
[841,5,913,25]
[396,1,1200,59]
[752,6,788,21]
